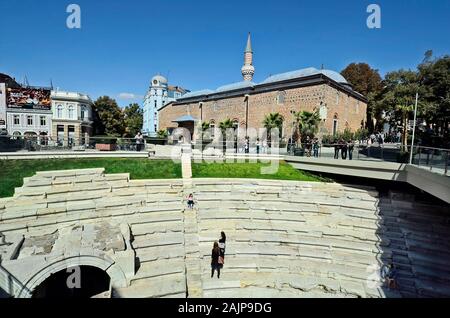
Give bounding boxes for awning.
[172,115,199,123]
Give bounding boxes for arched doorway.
[32,266,111,298]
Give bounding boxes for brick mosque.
[159,33,368,141]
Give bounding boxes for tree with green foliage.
[201,122,210,131]
[292,110,321,143]
[341,63,383,131]
[92,96,125,136]
[263,113,283,141]
[378,69,424,149]
[156,129,168,138]
[417,54,450,138]
[123,103,143,137]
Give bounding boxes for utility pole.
[409,92,419,164]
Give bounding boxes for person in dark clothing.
[211,241,221,278]
[334,139,340,159]
[187,193,194,209]
[312,138,319,158]
[381,262,397,289]
[341,139,348,160]
[218,231,226,258]
[348,140,354,160]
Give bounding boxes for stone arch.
[18,254,127,298]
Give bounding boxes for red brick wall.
[159,83,367,140]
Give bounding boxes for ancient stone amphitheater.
[1,168,449,298]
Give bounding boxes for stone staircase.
[1,170,449,298]
[191,179,450,298]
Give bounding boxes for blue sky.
[0,0,449,106]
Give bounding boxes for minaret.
[241,32,255,81]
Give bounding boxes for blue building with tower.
[142,74,188,136]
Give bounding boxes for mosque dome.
[216,81,255,93]
[319,69,348,84]
[151,75,168,87]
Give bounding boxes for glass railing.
[410,145,449,176]
[188,140,449,176]
[0,135,167,152]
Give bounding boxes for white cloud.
[118,92,142,99]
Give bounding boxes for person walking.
[334,139,340,159]
[256,138,261,154]
[211,241,222,278]
[244,137,250,154]
[135,132,144,151]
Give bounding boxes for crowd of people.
[332,139,355,160]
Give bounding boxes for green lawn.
[192,160,329,182]
[0,158,329,198]
[0,158,182,198]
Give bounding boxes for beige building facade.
[51,90,94,146]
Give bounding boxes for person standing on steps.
[218,231,226,258]
[211,241,221,279]
[187,193,194,209]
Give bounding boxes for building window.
[68,105,74,119]
[57,105,63,118]
[81,106,86,120]
[40,116,46,126]
[154,101,157,108]
[333,119,338,136]
[13,115,20,125]
[336,91,340,105]
[277,91,286,105]
[154,125,157,131]
[210,124,215,138]
[27,115,33,126]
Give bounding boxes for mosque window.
[210,124,215,138]
[277,91,286,105]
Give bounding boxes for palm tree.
[200,121,211,140]
[219,118,234,150]
[201,122,210,131]
[263,113,284,142]
[292,110,321,144]
[156,129,168,139]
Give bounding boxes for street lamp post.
[409,92,419,164]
